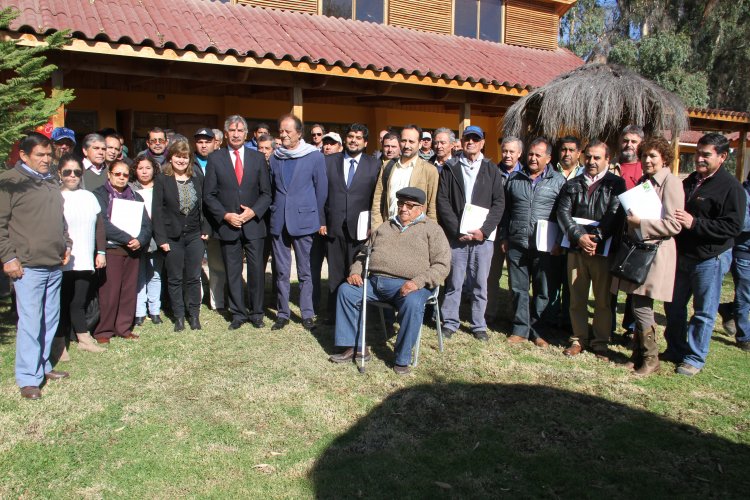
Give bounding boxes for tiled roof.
[688,107,750,120]
[7,0,584,90]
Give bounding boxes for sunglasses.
[110,171,129,178]
[149,138,167,144]
[61,169,82,178]
[312,133,323,137]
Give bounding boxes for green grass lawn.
[0,276,748,498]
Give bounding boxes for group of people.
[2,114,747,398]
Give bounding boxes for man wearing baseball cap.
[321,132,343,155]
[50,127,76,175]
[193,127,215,176]
[437,125,505,341]
[419,131,435,163]
[330,187,451,374]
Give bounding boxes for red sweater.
[619,161,642,190]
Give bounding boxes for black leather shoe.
[474,331,489,342]
[44,370,70,381]
[228,319,243,331]
[174,317,185,332]
[302,318,316,331]
[442,328,456,339]
[250,318,266,329]
[134,316,145,326]
[188,316,201,330]
[271,318,289,331]
[149,314,163,325]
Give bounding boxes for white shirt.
[229,147,244,171]
[459,153,484,205]
[136,186,158,252]
[343,152,362,184]
[388,158,416,218]
[83,158,104,175]
[584,169,607,187]
[62,189,101,271]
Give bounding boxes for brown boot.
[51,337,70,362]
[624,331,642,371]
[635,325,660,376]
[76,332,106,353]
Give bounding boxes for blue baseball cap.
[462,125,484,139]
[51,127,76,144]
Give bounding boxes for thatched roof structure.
[502,63,689,144]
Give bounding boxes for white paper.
[561,217,612,256]
[618,183,663,219]
[356,211,370,241]
[535,220,560,252]
[111,198,145,238]
[460,203,497,241]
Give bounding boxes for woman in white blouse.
[55,154,107,356]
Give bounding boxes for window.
[322,0,384,23]
[454,0,503,42]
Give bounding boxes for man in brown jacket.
[371,125,439,229]
[331,187,451,375]
[0,133,71,400]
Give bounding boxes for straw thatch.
[502,63,689,144]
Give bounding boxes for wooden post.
[670,130,680,175]
[292,86,303,122]
[736,128,748,182]
[459,103,471,136]
[51,70,65,127]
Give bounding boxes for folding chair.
[368,286,443,368]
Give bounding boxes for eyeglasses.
[110,172,129,178]
[148,138,167,144]
[396,200,422,209]
[311,133,323,137]
[61,169,82,178]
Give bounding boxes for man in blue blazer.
[203,115,272,330]
[322,123,380,323]
[269,114,328,331]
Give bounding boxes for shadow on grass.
[310,383,750,498]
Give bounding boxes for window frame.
[452,0,504,43]
[320,0,387,24]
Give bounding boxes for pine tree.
[0,7,75,165]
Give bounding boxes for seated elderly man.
[329,187,451,374]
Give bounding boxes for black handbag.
[610,234,664,285]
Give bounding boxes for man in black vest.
[321,123,381,323]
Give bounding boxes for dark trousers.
[94,251,139,340]
[310,233,326,313]
[221,235,265,322]
[326,228,364,319]
[164,231,204,319]
[58,270,96,338]
[547,253,571,328]
[273,230,314,320]
[507,246,551,339]
[486,237,507,322]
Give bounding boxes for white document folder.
[111,198,145,238]
[460,203,497,241]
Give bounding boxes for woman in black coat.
[153,141,209,331]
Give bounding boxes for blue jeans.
[732,257,750,343]
[14,265,63,387]
[335,275,432,366]
[136,251,162,317]
[664,250,732,369]
[441,239,493,333]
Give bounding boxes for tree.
[0,7,75,164]
[560,1,749,112]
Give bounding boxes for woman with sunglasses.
[92,160,152,343]
[54,154,107,357]
[152,141,209,331]
[131,154,163,327]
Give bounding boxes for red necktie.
[234,149,243,185]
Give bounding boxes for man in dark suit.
[268,114,328,331]
[322,123,380,323]
[203,115,272,330]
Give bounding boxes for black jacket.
[437,156,505,240]
[152,174,211,244]
[676,166,746,260]
[92,185,152,254]
[324,152,381,240]
[501,165,566,250]
[557,171,625,250]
